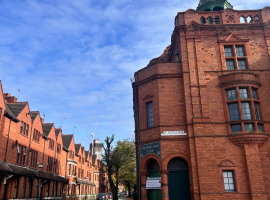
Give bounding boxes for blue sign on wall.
[141,142,161,160]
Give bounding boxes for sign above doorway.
[161,131,187,136]
[141,142,161,160]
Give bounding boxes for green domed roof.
[196,0,233,11]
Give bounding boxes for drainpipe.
[42,138,46,169]
[4,119,12,163]
[26,114,34,167]
[136,108,141,200]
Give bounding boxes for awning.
[76,178,95,186]
[0,162,69,184]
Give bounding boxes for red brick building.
[0,81,109,199]
[133,1,270,200]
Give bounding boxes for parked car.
[117,192,121,197]
[107,192,112,199]
[122,191,127,195]
[97,193,108,200]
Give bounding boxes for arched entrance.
[167,158,191,200]
[147,159,161,200]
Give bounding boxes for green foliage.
[111,175,116,185]
[116,139,136,193]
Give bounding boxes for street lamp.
[37,164,43,200]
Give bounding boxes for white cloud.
[0,0,269,148]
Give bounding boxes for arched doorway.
[147,159,161,200]
[167,158,191,200]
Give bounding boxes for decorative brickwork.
[133,6,270,200]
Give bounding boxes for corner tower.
[196,0,233,11]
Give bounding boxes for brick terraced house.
[0,82,110,200]
[132,0,270,200]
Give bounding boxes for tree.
[117,139,136,196]
[103,136,136,200]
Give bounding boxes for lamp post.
[38,164,43,200]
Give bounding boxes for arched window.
[200,17,206,24]
[254,15,260,22]
[208,17,213,24]
[213,6,223,11]
[247,16,252,23]
[240,16,246,23]
[215,17,220,24]
[148,159,160,173]
[167,158,188,171]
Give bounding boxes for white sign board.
[161,131,187,136]
[146,177,161,189]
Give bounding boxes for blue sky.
[0,0,269,149]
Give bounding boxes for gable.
[8,103,28,117]
[218,33,250,43]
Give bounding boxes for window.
[54,159,59,174]
[22,177,27,198]
[226,89,237,100]
[241,102,252,120]
[30,150,38,168]
[13,177,19,199]
[254,103,261,120]
[49,139,54,150]
[82,169,84,178]
[33,129,40,142]
[46,182,50,197]
[20,122,29,136]
[68,164,71,175]
[223,171,235,192]
[224,45,248,70]
[239,88,249,99]
[226,86,262,132]
[236,46,245,56]
[57,144,61,154]
[74,165,77,176]
[258,124,263,131]
[147,102,153,128]
[20,122,24,133]
[231,124,242,132]
[237,60,247,69]
[55,182,58,196]
[26,124,29,136]
[252,89,258,99]
[215,17,220,24]
[228,103,240,121]
[226,60,235,70]
[82,157,85,164]
[28,179,33,198]
[224,46,233,57]
[244,123,254,131]
[67,184,69,196]
[79,156,81,162]
[16,145,26,165]
[47,157,53,172]
[78,168,81,178]
[35,179,39,197]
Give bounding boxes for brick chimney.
[4,93,17,103]
[41,118,44,124]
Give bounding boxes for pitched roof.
[29,111,39,122]
[75,144,81,154]
[55,129,61,138]
[62,135,73,149]
[7,102,27,117]
[85,151,89,161]
[81,146,84,153]
[42,123,54,136]
[92,155,97,165]
[4,102,20,122]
